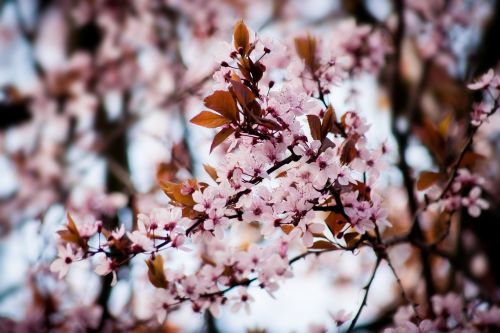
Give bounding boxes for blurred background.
[1,0,500,332]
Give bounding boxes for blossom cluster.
[48,19,498,331]
[384,293,500,333]
[50,20,393,320]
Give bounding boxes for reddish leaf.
[438,113,452,138]
[321,105,338,137]
[325,212,347,237]
[156,162,177,183]
[210,127,235,152]
[344,232,360,248]
[339,135,358,165]
[311,240,337,250]
[233,20,250,54]
[159,181,195,206]
[190,111,231,128]
[307,115,322,140]
[203,90,239,122]
[416,171,441,191]
[352,181,371,201]
[294,35,318,72]
[58,212,83,246]
[459,152,485,168]
[146,255,168,289]
[203,164,219,182]
[230,79,255,109]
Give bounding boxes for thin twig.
[347,257,382,332]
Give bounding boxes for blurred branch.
[388,0,435,314]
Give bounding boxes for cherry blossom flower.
[192,187,226,213]
[127,222,155,252]
[231,287,254,314]
[94,255,117,286]
[50,244,81,278]
[330,309,352,327]
[298,220,325,247]
[462,187,490,217]
[111,224,126,240]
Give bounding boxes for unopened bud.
[269,80,275,88]
[96,220,103,233]
[264,47,271,54]
[221,61,229,67]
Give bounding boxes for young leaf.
[438,113,452,138]
[203,164,219,182]
[416,171,441,191]
[233,20,250,54]
[294,35,317,73]
[230,79,255,109]
[459,152,485,168]
[321,105,338,137]
[311,240,337,250]
[307,115,322,140]
[158,181,195,206]
[57,212,83,246]
[339,135,358,165]
[325,212,347,237]
[210,127,235,152]
[146,255,168,289]
[190,111,231,128]
[204,90,239,122]
[344,232,360,248]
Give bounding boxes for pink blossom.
[230,287,254,314]
[192,187,226,213]
[111,224,126,240]
[330,309,352,327]
[462,187,489,217]
[94,255,117,286]
[50,244,81,279]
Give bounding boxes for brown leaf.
[230,79,255,109]
[344,232,360,248]
[339,135,358,165]
[311,240,337,250]
[416,171,441,191]
[158,181,195,206]
[459,152,485,169]
[307,115,322,140]
[233,20,250,54]
[58,212,83,246]
[321,105,338,137]
[211,127,235,152]
[190,111,231,128]
[203,164,219,182]
[325,212,347,237]
[294,35,317,72]
[352,181,371,201]
[156,162,177,183]
[438,113,452,138]
[146,255,168,289]
[204,90,239,122]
